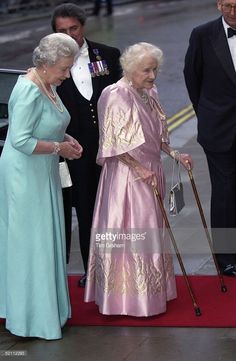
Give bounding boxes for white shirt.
[222,17,236,71]
[71,39,93,100]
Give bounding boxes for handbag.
[169,153,185,216]
[59,159,72,188]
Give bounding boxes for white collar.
[222,17,236,36]
[74,39,89,60]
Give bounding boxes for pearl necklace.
[33,68,63,113]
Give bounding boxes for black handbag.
[169,154,185,216]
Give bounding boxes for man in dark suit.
[51,3,121,286]
[184,0,236,276]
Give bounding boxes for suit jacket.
[58,39,121,143]
[184,17,236,152]
[57,40,121,201]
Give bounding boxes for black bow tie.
[228,27,236,38]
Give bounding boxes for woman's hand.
[178,153,193,170]
[169,149,193,171]
[64,134,83,151]
[117,152,157,187]
[134,164,158,187]
[59,141,83,160]
[62,134,83,159]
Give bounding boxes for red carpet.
[1,275,235,327]
[67,275,236,327]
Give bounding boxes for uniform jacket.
[57,39,121,145]
[57,39,121,198]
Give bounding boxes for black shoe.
[222,264,236,276]
[78,274,87,287]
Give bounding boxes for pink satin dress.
[84,78,177,316]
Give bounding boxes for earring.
[128,80,133,87]
[43,69,46,74]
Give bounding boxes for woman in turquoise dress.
[0,33,82,340]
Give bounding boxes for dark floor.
[1,324,236,361]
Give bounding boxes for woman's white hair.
[33,33,79,67]
[120,42,163,76]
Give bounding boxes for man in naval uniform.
[51,3,121,286]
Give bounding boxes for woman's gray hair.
[120,42,163,76]
[33,33,79,67]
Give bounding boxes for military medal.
[88,63,96,77]
[102,60,110,75]
[88,49,110,77]
[93,61,100,76]
[93,48,102,61]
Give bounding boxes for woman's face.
[130,56,158,90]
[44,56,74,86]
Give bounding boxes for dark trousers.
[93,0,113,14]
[204,139,236,269]
[63,157,101,272]
[63,188,97,271]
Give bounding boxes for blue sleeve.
[9,81,43,155]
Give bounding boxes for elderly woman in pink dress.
[84,42,193,316]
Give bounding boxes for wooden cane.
[187,169,227,293]
[153,186,201,316]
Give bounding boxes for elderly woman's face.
[130,56,158,90]
[44,56,74,86]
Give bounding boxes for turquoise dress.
[0,76,71,340]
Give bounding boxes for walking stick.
[187,169,227,293]
[153,186,201,316]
